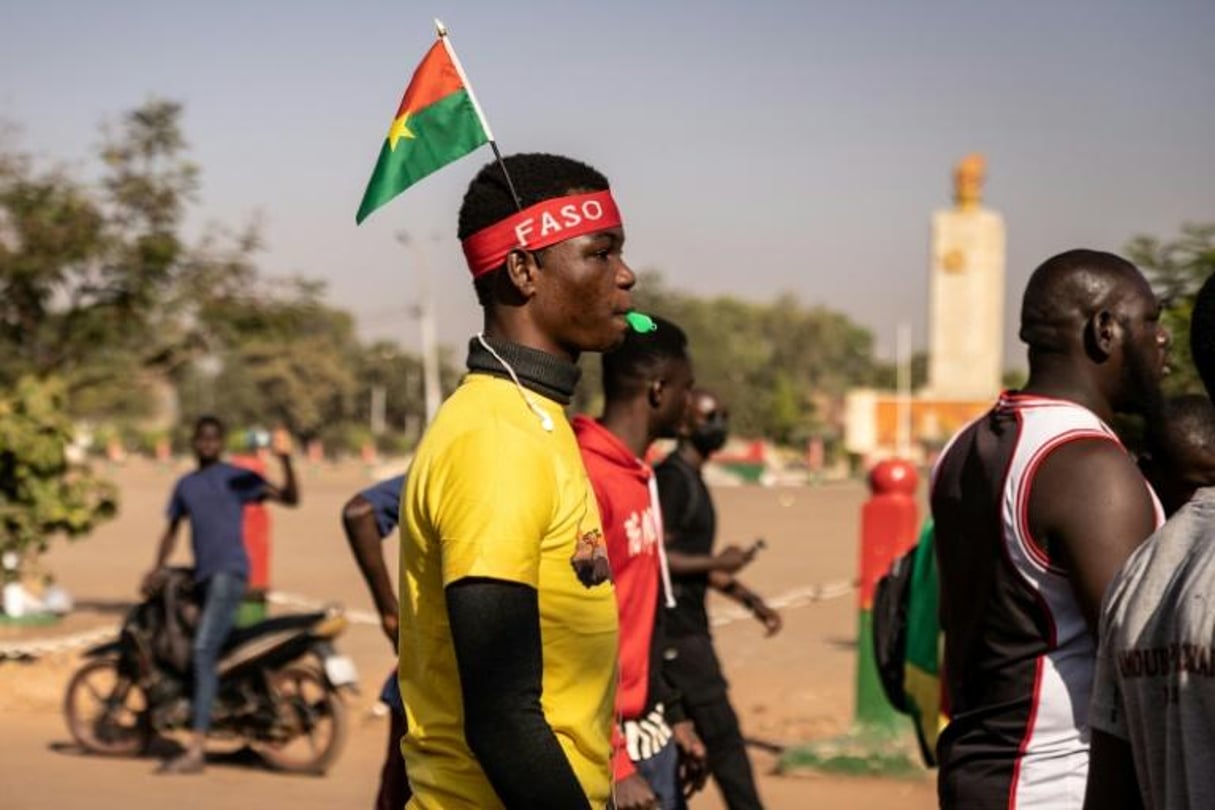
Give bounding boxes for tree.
[0,98,253,424]
[1128,224,1215,396]
[0,377,117,584]
[354,341,462,450]
[872,352,929,392]
[611,272,888,444]
[3,98,473,458]
[186,279,361,443]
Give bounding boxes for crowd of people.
[139,148,1215,810]
[144,152,782,808]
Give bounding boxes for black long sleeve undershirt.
[446,577,591,810]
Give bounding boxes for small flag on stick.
[356,21,496,225]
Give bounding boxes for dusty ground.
[0,460,936,809]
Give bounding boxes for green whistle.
[625,311,657,333]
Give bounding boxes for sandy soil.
[0,460,937,809]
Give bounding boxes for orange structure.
[844,389,994,464]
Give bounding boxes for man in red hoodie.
[574,315,708,810]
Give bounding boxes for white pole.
[435,18,523,210]
[370,384,386,436]
[397,231,443,426]
[435,19,495,141]
[896,322,912,459]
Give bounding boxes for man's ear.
[648,379,663,409]
[1086,309,1120,361]
[504,250,541,299]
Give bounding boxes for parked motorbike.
[63,569,358,774]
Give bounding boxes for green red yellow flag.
[356,38,489,225]
[903,519,946,766]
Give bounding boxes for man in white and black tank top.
[931,249,1169,810]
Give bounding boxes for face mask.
[689,423,728,456]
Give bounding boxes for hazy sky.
[3,0,1213,367]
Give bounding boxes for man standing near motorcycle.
[142,415,300,774]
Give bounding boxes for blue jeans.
[192,572,246,733]
[634,737,687,810]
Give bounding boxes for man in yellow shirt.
[399,153,637,809]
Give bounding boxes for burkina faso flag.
[356,39,488,224]
[903,519,947,766]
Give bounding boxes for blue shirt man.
[166,462,267,582]
[144,416,299,774]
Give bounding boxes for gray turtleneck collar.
[465,335,581,405]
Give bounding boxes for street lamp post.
[397,230,443,426]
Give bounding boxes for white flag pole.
[435,19,523,211]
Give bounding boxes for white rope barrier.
[710,580,856,627]
[0,579,858,660]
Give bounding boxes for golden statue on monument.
[953,153,986,211]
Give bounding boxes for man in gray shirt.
[1086,274,1215,810]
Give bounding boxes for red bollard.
[855,458,920,726]
[360,441,378,465]
[306,439,324,464]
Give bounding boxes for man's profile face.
[193,424,224,464]
[1114,279,1169,414]
[1142,443,1215,517]
[528,223,635,355]
[685,391,728,435]
[654,356,695,439]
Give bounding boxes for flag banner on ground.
[356,39,489,224]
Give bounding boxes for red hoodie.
[573,415,678,781]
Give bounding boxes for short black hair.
[458,153,610,307]
[601,315,689,401]
[194,415,225,436]
[1019,249,1143,353]
[1150,394,1215,461]
[1192,273,1215,398]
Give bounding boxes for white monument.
[925,154,1005,400]
[844,154,1006,463]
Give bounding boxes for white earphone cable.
[476,333,555,432]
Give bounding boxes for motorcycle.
[63,569,358,774]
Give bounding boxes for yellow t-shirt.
[399,373,618,809]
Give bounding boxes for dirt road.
[0,461,936,809]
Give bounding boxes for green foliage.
[0,99,456,457]
[202,279,361,440]
[1002,368,1029,391]
[593,272,888,444]
[0,100,203,397]
[0,378,117,581]
[354,341,447,449]
[1128,224,1215,396]
[872,352,929,392]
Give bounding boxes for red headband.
[461,190,622,277]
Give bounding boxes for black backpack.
[127,567,200,675]
[872,545,916,713]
